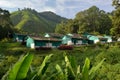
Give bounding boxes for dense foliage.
[1,53,104,80]
[0,8,13,40]
[0,41,120,79]
[55,6,112,35]
[10,8,67,33]
[110,0,120,37]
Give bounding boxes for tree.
[55,6,112,35]
[112,0,120,8]
[0,8,13,40]
[110,0,120,37]
[55,21,67,34]
[75,6,112,34]
[55,19,79,34]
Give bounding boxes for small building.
[13,33,27,42]
[98,36,108,43]
[104,36,112,43]
[71,34,88,45]
[26,36,62,48]
[62,33,88,45]
[82,33,94,44]
[87,35,111,44]
[88,35,99,44]
[44,33,71,45]
[83,33,109,44]
[62,35,72,45]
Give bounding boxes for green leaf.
[89,58,105,80]
[81,58,90,80]
[69,56,77,70]
[46,71,60,80]
[56,64,65,80]
[75,65,80,80]
[7,53,33,80]
[65,55,75,79]
[37,54,53,78]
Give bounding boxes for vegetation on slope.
[10,8,67,33]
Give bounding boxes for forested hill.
[10,8,67,33]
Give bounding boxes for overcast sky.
[0,0,115,18]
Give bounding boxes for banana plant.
[55,55,80,80]
[2,53,33,80]
[1,53,105,80]
[81,58,105,80]
[31,54,54,80]
[55,54,105,80]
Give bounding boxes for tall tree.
[75,6,112,34]
[112,0,120,8]
[0,8,13,40]
[55,6,112,34]
[55,21,67,34]
[111,0,120,37]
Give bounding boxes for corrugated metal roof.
[30,36,62,41]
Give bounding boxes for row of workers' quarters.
[13,33,113,49]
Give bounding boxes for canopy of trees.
[55,6,112,35]
[110,0,120,37]
[0,8,13,40]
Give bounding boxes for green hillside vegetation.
[10,8,67,33]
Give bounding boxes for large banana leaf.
[89,58,105,80]
[75,65,80,80]
[36,54,53,79]
[56,64,65,80]
[7,53,33,80]
[65,55,76,79]
[81,58,90,80]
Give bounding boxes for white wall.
[67,40,73,45]
[31,43,35,49]
[76,40,82,45]
[94,39,99,44]
[107,39,112,43]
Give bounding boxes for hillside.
[10,8,67,33]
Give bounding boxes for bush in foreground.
[1,53,104,80]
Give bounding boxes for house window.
[46,43,52,47]
[76,40,82,45]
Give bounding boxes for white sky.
[0,0,115,18]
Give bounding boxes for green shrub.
[2,53,33,80]
[2,53,104,80]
